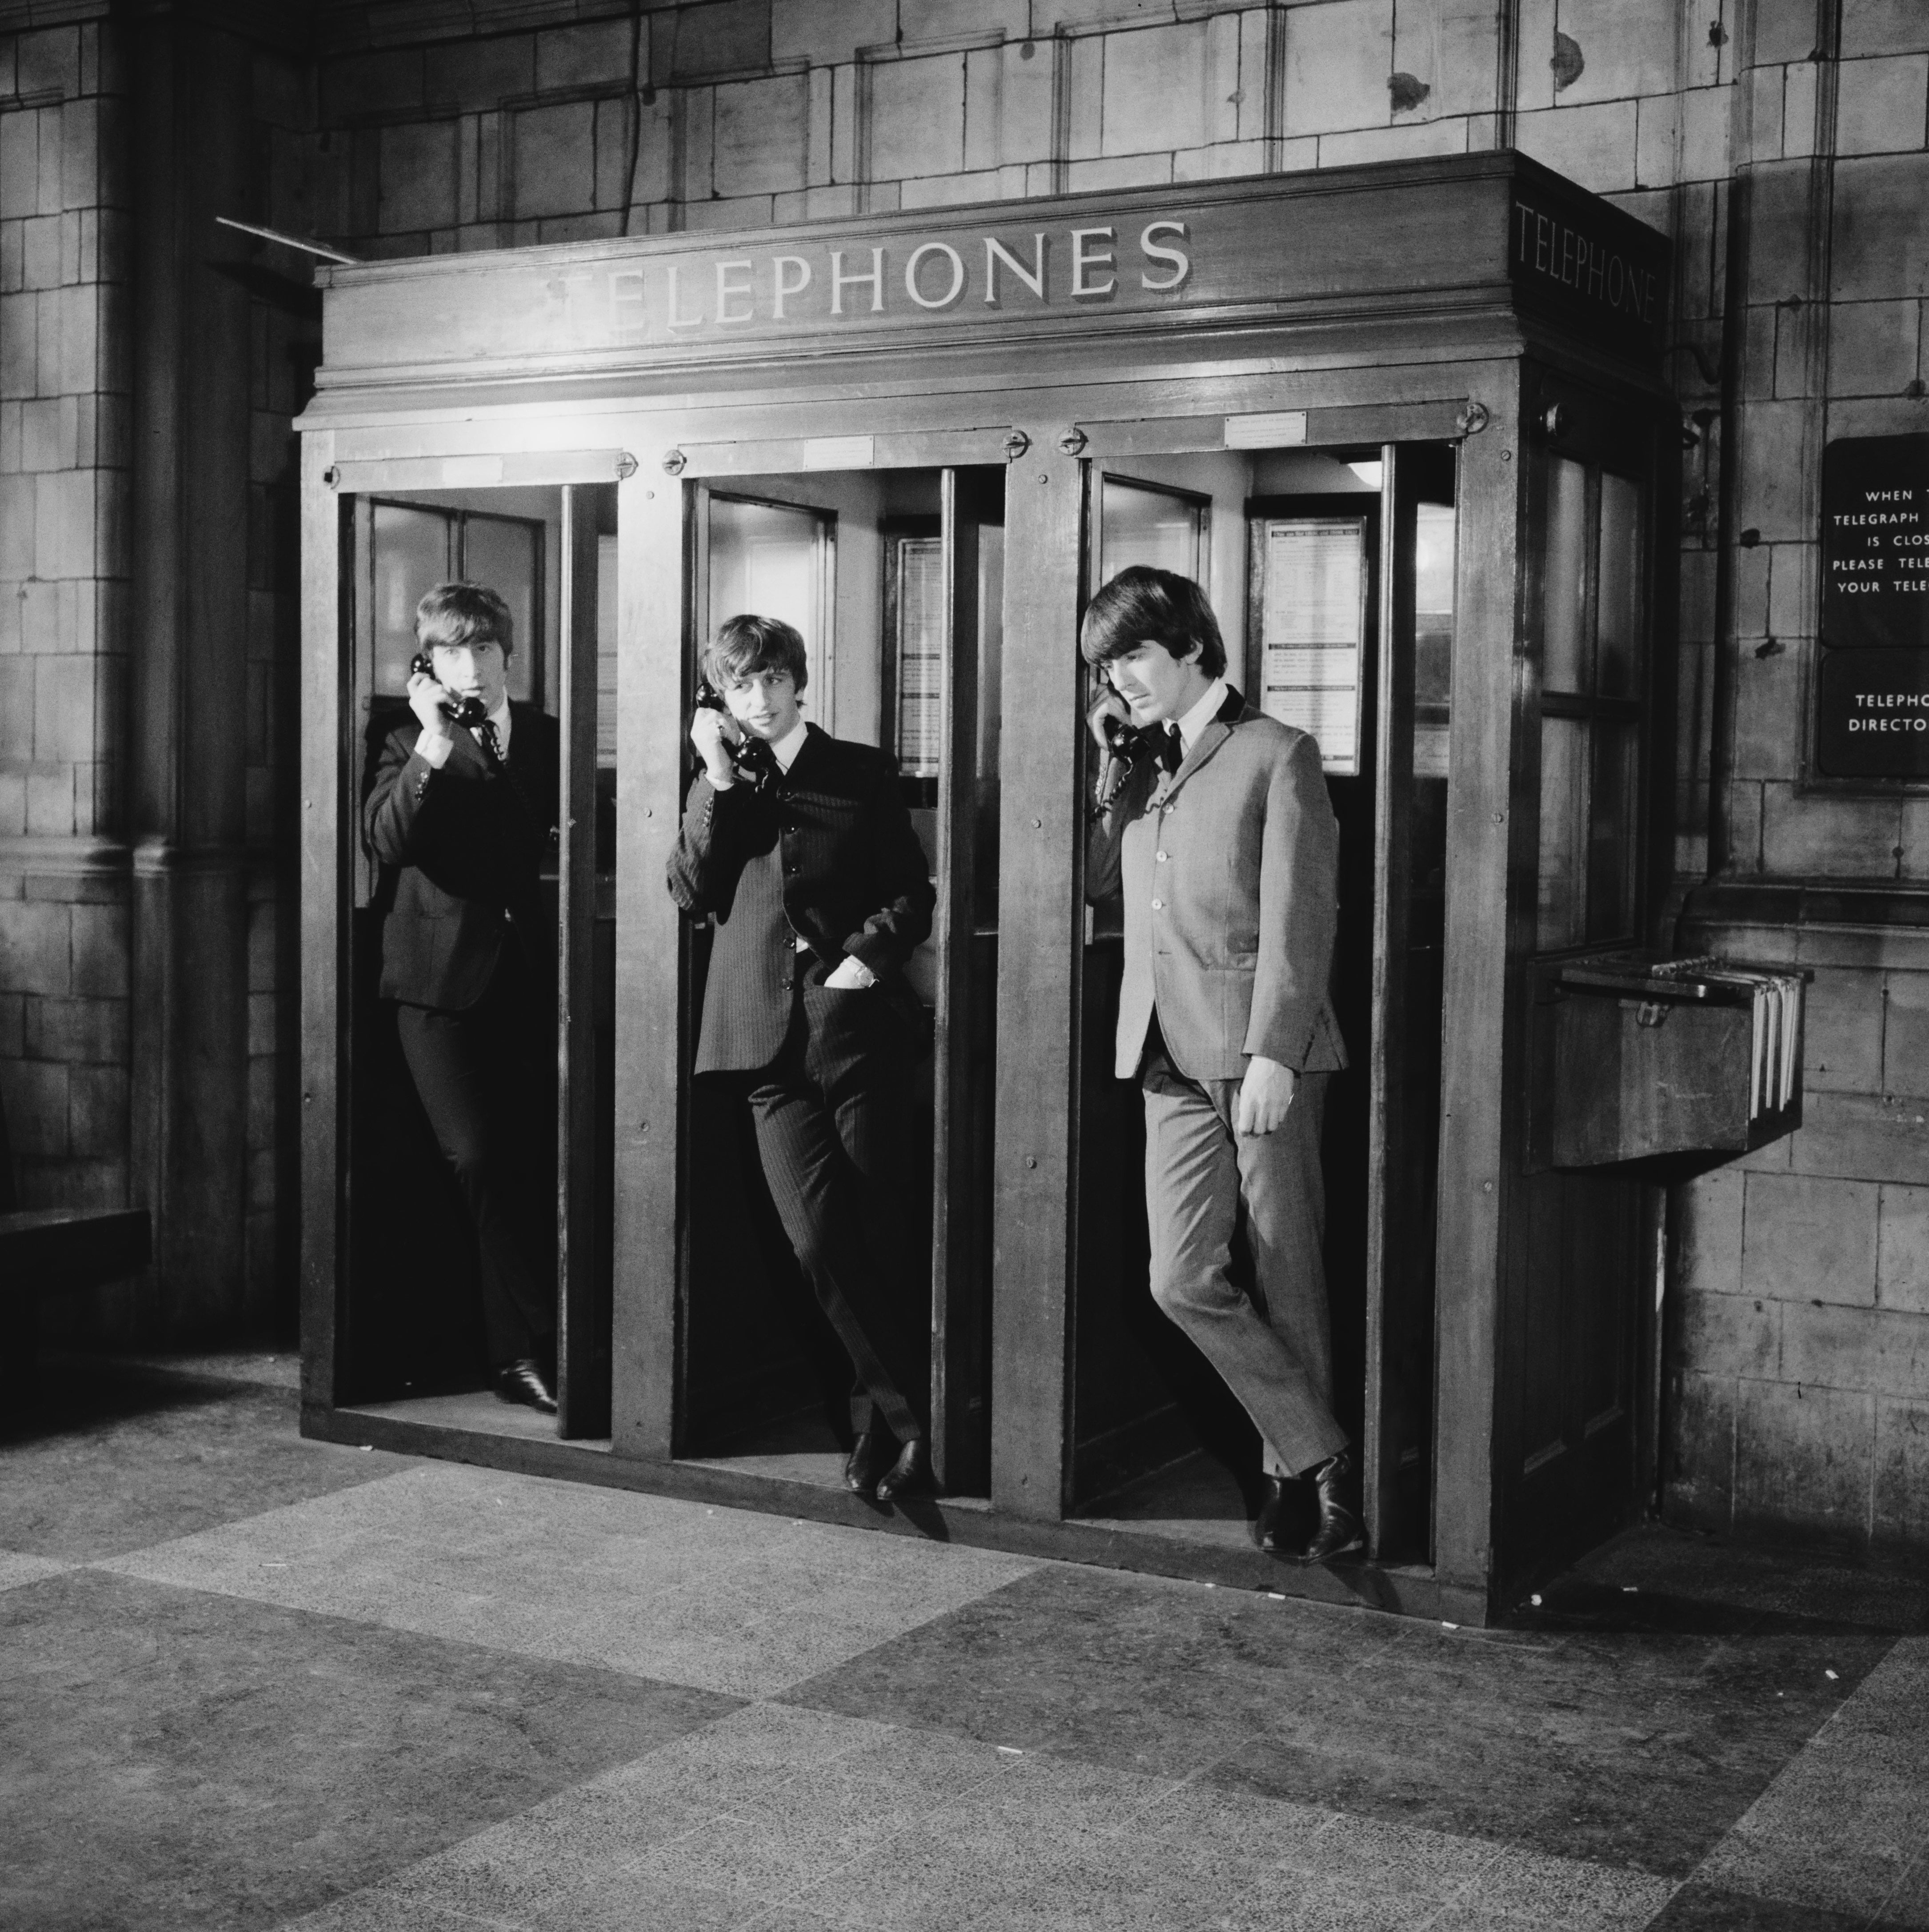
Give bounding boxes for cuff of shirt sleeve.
[415,734,454,770]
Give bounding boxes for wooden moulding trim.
[303,1401,1493,1625]
[296,318,1532,433]
[323,450,633,492]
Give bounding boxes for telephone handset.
[1099,709,1160,764]
[695,676,774,782]
[410,651,490,729]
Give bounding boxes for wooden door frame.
[615,431,1015,1479]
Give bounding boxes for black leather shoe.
[1303,1449,1365,1563]
[1252,1474,1316,1556]
[875,1437,931,1504]
[494,1358,558,1414]
[844,1428,890,1497]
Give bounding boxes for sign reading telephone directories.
[1817,434,1929,782]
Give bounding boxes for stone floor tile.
[795,1826,1062,1931]
[1877,1854,1929,1931]
[1566,1526,1929,1636]
[1136,1774,1337,1866]
[522,1876,765,1931]
[1211,1618,1893,1876]
[101,1465,1038,1696]
[1691,1633,1929,1920]
[1638,1880,1871,1930]
[627,1810,876,1902]
[979,1840,1289,1932]
[272,1885,494,1931]
[0,1368,409,1562]
[0,1568,733,1932]
[0,1549,69,1593]
[601,1702,899,1810]
[1296,1812,1502,1900]
[1288,1880,1459,1932]
[785,1563,1366,1775]
[375,1791,713,1921]
[1459,1846,1679,1929]
[743,1908,875,1932]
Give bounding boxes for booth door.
[1494,379,1668,1589]
[1069,439,1454,1564]
[672,460,1003,1495]
[335,477,615,1435]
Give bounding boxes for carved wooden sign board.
[1817,433,1929,782]
[312,155,1668,397]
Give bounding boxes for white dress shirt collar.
[770,716,810,773]
[1173,676,1228,755]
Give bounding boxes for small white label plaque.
[1224,411,1307,449]
[803,436,875,470]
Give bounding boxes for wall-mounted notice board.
[1816,433,1929,783]
[1250,515,1367,776]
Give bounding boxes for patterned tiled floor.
[2,1351,1925,1932]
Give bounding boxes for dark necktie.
[476,719,504,766]
[1158,727,1184,775]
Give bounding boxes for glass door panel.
[340,483,572,1423]
[1070,441,1452,1565]
[678,463,1001,1494]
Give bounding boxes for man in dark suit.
[1085,567,1359,1561]
[667,615,936,1501]
[364,580,562,1413]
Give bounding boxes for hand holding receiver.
[1089,685,1132,755]
[1235,1055,1298,1137]
[688,701,741,787]
[406,667,458,758]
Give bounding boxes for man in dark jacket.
[667,615,936,1501]
[364,580,561,1413]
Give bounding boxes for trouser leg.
[397,986,556,1369]
[1142,1072,1346,1477]
[748,997,923,1442]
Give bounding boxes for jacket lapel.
[782,723,826,788]
[1163,686,1246,800]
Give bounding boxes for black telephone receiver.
[411,650,489,729]
[1100,710,1159,763]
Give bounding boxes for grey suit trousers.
[1142,1063,1347,1477]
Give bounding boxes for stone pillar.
[0,15,137,1268]
[120,5,258,1338]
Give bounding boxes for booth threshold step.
[312,1401,1472,1622]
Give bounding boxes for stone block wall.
[0,15,132,1214]
[1671,921,1929,1557]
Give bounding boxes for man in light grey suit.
[1085,566,1360,1562]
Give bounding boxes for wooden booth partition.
[298,152,1687,1625]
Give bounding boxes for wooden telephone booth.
[299,152,1688,1625]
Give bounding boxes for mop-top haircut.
[1079,566,1227,679]
[415,580,515,656]
[705,613,809,692]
